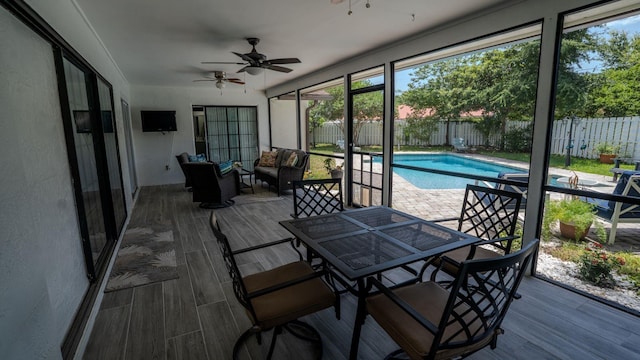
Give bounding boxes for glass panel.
[391,25,542,224]
[121,99,137,195]
[206,107,229,163]
[64,58,107,266]
[204,106,258,169]
[541,5,640,313]
[97,79,126,234]
[301,78,345,181]
[351,66,384,89]
[352,89,384,206]
[237,107,258,170]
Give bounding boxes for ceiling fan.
[193,71,245,89]
[202,38,301,75]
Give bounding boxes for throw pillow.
[284,152,297,167]
[219,160,234,175]
[188,153,207,162]
[258,151,277,167]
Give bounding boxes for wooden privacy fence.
[311,117,640,160]
[550,117,640,160]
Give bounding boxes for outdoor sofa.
[254,148,309,195]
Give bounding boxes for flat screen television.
[141,110,177,132]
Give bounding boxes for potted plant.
[595,142,620,164]
[323,158,343,179]
[543,198,599,241]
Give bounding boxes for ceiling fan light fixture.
[245,66,264,75]
[215,80,226,89]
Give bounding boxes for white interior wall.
[131,85,270,186]
[0,8,85,359]
[269,97,299,149]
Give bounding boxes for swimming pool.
[390,154,526,189]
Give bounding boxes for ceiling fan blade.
[264,64,293,73]
[233,52,255,63]
[265,58,301,65]
[228,79,245,85]
[201,61,246,65]
[226,77,243,81]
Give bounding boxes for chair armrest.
[367,277,439,335]
[431,216,460,223]
[232,237,296,255]
[474,235,516,247]
[217,170,240,194]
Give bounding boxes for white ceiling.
[74,0,509,91]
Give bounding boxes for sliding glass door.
[60,56,126,278]
[203,106,259,170]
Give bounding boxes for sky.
[392,13,640,93]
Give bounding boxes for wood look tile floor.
[83,184,640,360]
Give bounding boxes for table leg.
[349,278,367,360]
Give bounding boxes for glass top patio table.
[279,206,481,280]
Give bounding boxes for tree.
[309,80,384,146]
[554,29,596,118]
[587,31,640,116]
[401,58,475,146]
[404,115,439,145]
[474,114,502,147]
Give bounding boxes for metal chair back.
[458,184,522,253]
[292,178,344,218]
[429,239,538,358]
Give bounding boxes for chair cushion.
[243,261,335,330]
[608,171,640,210]
[435,246,502,277]
[254,166,278,178]
[276,149,293,167]
[258,151,277,167]
[367,281,489,360]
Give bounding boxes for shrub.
[503,123,533,152]
[578,242,625,287]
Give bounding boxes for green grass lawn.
[478,151,635,176]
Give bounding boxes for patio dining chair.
[354,239,539,360]
[209,212,339,360]
[421,184,522,281]
[292,178,344,219]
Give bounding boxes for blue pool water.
[389,154,526,190]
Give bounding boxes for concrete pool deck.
[386,152,637,251]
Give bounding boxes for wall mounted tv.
[141,110,177,132]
